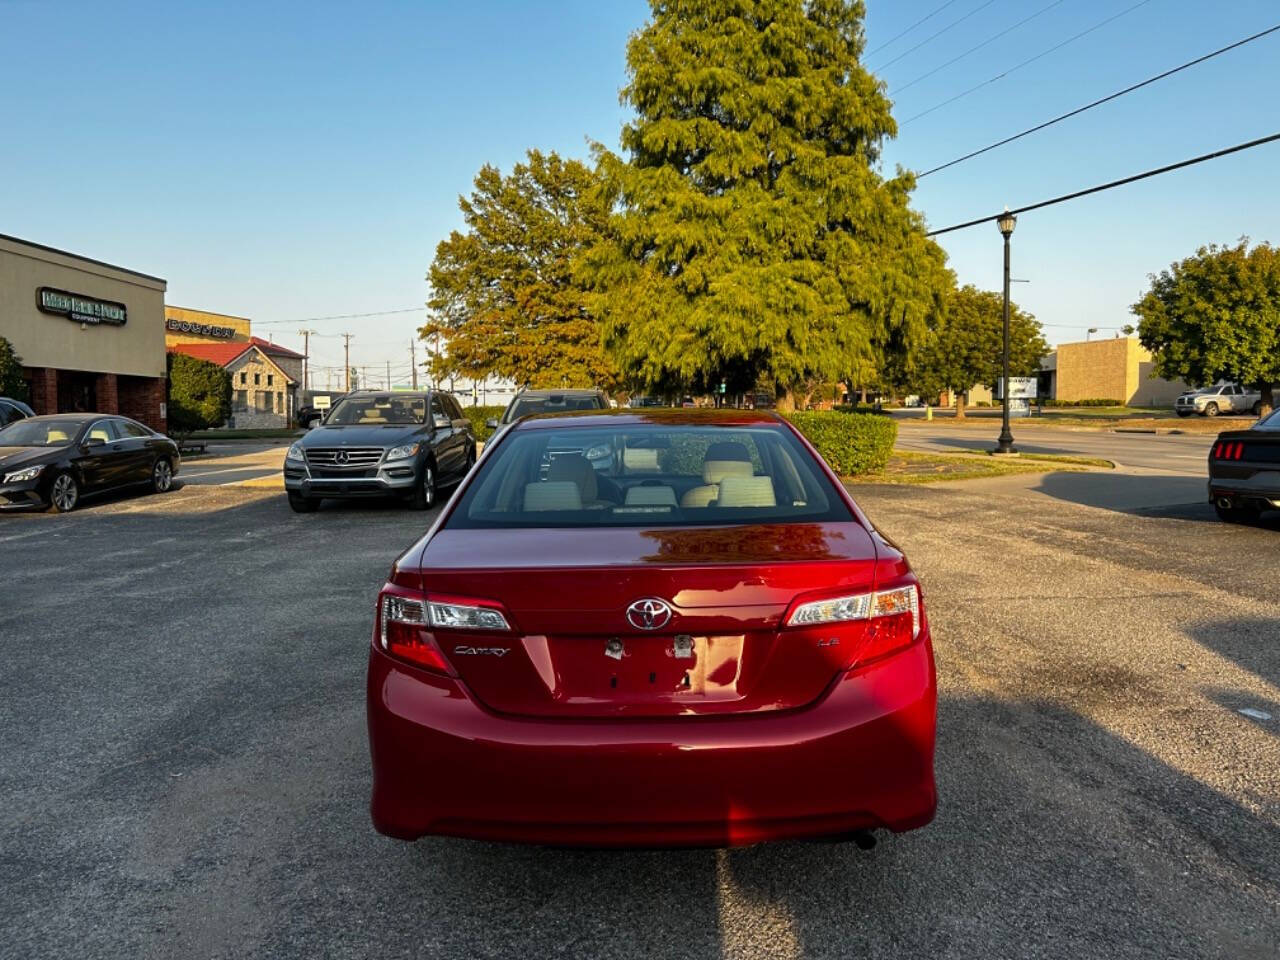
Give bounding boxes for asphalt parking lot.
[1,474,1276,959]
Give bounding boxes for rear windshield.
[326,395,426,425]
[1256,408,1280,431]
[0,419,81,446]
[449,423,853,528]
[504,394,604,422]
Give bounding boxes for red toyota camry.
[367,409,936,847]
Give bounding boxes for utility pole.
[341,333,354,392]
[409,339,418,390]
[298,329,317,391]
[386,360,392,390]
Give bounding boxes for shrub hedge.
[1046,398,1123,407]
[464,405,507,442]
[785,411,897,477]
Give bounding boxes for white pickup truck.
[1174,383,1262,417]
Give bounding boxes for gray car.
[283,390,475,513]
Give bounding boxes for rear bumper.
[1208,477,1280,508]
[367,638,937,847]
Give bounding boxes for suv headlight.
[4,465,43,483]
[285,442,305,463]
[386,442,421,462]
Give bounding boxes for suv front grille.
[305,447,385,468]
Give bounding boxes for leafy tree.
[167,353,231,440]
[1133,239,1280,413]
[424,150,619,389]
[0,336,28,401]
[581,0,951,409]
[911,285,1047,419]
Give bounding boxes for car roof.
[344,390,431,399]
[514,389,603,398]
[514,409,784,430]
[19,413,99,423]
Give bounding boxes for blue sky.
[2,0,1277,379]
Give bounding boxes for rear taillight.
[786,583,922,669]
[1213,441,1246,461]
[377,593,451,674]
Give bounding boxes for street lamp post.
[994,209,1018,455]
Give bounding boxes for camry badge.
[453,645,510,657]
[626,598,672,631]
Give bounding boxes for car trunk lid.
[417,523,879,718]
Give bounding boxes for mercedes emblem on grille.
[334,449,350,464]
[626,598,672,631]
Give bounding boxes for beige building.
[1043,337,1190,406]
[0,233,168,430]
[164,305,251,346]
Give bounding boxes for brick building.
[1042,337,1191,406]
[1,233,168,431]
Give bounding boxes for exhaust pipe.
[1216,496,1234,510]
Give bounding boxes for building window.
[240,372,247,385]
[234,390,248,412]
[254,373,261,385]
[275,392,283,413]
[267,374,274,386]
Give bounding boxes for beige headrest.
[548,454,597,501]
[46,429,69,443]
[625,485,677,506]
[703,459,753,484]
[524,481,583,512]
[622,447,660,472]
[716,475,776,507]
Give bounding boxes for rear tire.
[288,493,319,513]
[1203,402,1219,417]
[48,472,79,514]
[408,463,437,510]
[151,458,174,494]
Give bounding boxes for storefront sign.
[995,377,1038,400]
[37,287,127,326]
[166,318,236,339]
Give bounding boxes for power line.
[256,308,422,327]
[865,0,964,58]
[871,0,1001,72]
[890,0,1066,96]
[900,0,1156,126]
[917,23,1280,178]
[925,131,1280,237]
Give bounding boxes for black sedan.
[0,413,181,513]
[1208,406,1280,523]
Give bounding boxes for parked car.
[1175,383,1262,418]
[486,388,609,430]
[367,409,936,847]
[0,397,34,428]
[627,396,664,408]
[296,404,327,429]
[1207,406,1280,523]
[0,413,179,513]
[283,390,475,513]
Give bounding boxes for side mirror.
[308,420,321,431]
[485,418,499,430]
[84,436,105,447]
[432,415,451,430]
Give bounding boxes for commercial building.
[165,307,303,429]
[1,233,168,430]
[1041,337,1190,406]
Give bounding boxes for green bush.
[785,411,896,476]
[464,405,506,441]
[1049,398,1123,407]
[0,336,28,402]
[167,353,231,439]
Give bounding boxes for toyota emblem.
[626,598,672,631]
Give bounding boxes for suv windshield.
[0,419,82,446]
[449,423,852,528]
[326,395,426,425]
[504,394,604,422]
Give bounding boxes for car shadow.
[1034,470,1280,525]
[1184,617,1280,687]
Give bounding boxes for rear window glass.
[1255,408,1280,431]
[448,424,852,528]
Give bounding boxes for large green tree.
[424,150,619,389]
[910,285,1047,419]
[167,353,231,440]
[1133,239,1280,413]
[0,336,28,401]
[581,0,951,408]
